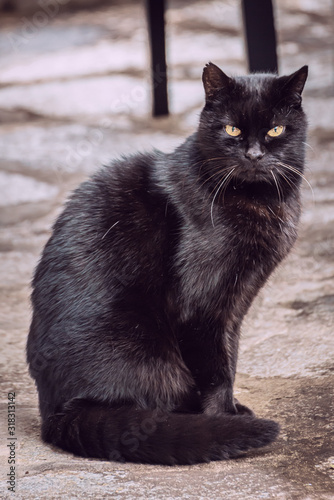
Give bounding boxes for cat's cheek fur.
[27,64,307,465]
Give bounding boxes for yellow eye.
[225,125,241,137]
[267,125,285,137]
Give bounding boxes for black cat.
[27,63,308,465]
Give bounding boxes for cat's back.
[53,150,166,239]
[31,151,177,321]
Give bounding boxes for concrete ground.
[0,0,334,498]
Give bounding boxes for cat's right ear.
[202,63,231,101]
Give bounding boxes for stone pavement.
[0,0,334,498]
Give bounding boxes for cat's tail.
[42,399,279,465]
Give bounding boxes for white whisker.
[210,167,236,228]
[101,220,120,240]
[302,142,314,152]
[279,170,295,191]
[271,170,282,206]
[268,205,284,224]
[278,162,315,203]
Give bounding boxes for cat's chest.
[172,201,298,323]
[221,195,299,249]
[186,200,296,261]
[175,199,298,294]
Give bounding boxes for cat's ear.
[277,66,308,108]
[283,66,308,95]
[202,62,231,100]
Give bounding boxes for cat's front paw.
[234,398,255,416]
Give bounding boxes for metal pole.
[241,0,278,73]
[145,0,169,116]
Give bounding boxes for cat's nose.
[245,145,264,161]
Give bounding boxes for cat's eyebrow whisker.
[210,167,236,228]
[278,162,315,203]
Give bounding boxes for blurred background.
[0,0,333,216]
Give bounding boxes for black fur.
[27,63,308,465]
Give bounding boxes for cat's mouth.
[234,163,272,184]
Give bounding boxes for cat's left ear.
[283,65,308,95]
[277,66,308,108]
[202,62,231,100]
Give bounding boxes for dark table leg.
[241,0,278,74]
[145,0,169,116]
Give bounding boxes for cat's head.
[198,63,308,189]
